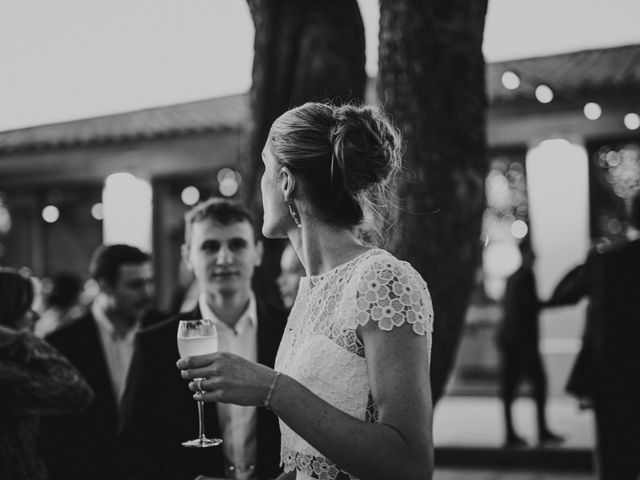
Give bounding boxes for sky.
[0,0,639,132]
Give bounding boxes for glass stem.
[197,399,206,442]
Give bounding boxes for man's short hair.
[90,244,151,287]
[184,197,257,246]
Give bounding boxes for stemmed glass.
[177,319,222,448]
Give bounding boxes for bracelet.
[264,371,281,409]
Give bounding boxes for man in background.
[39,244,157,480]
[118,198,287,480]
[548,192,640,479]
[496,237,564,448]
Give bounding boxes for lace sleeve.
[347,254,434,336]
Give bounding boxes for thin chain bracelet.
[264,371,281,409]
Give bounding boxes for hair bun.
[329,104,401,194]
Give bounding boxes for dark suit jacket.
[38,309,167,480]
[116,300,287,480]
[588,239,640,393]
[39,312,119,480]
[549,240,640,401]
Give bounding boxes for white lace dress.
[274,248,434,480]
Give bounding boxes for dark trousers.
[499,346,549,438]
[593,393,640,480]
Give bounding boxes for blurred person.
[34,271,83,338]
[169,258,200,314]
[177,102,434,480]
[496,236,564,448]
[547,192,640,480]
[277,242,305,309]
[117,198,287,480]
[39,244,156,480]
[0,267,93,480]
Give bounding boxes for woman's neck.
[289,221,371,277]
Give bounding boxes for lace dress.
[274,248,434,480]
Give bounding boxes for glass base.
[181,437,223,448]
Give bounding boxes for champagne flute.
[177,319,222,448]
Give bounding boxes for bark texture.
[379,0,489,403]
[244,0,366,303]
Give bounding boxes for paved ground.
[434,395,594,449]
[432,395,596,479]
[434,468,592,480]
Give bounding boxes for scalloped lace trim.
[282,449,357,480]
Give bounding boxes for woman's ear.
[279,167,296,202]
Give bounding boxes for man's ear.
[181,244,193,271]
[279,167,296,202]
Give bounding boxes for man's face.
[104,262,154,323]
[183,218,263,298]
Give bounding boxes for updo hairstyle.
[0,268,34,329]
[268,102,402,242]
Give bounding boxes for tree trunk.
[379,0,489,403]
[243,0,366,304]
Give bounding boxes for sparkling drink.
[177,335,218,357]
[176,319,222,448]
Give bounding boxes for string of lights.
[499,69,640,130]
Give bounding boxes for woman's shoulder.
[354,249,428,287]
[345,248,434,334]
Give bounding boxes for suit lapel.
[84,315,120,419]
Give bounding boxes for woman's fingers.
[181,365,217,379]
[192,390,223,403]
[176,352,217,369]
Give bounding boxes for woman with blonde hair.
[179,102,434,480]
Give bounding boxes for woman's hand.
[177,352,277,406]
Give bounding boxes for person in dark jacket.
[0,268,93,480]
[547,192,640,480]
[39,244,160,480]
[117,198,286,480]
[496,237,564,448]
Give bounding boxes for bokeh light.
[42,205,60,223]
[535,84,553,103]
[583,102,602,120]
[483,241,521,279]
[624,113,640,130]
[91,202,103,221]
[219,178,239,197]
[510,220,528,239]
[217,167,238,184]
[501,71,520,90]
[181,186,200,206]
[217,168,241,197]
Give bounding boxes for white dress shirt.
[199,293,258,479]
[92,297,139,404]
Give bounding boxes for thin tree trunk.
[379,0,489,403]
[243,0,366,304]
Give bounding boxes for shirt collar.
[198,292,257,335]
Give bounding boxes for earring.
[287,201,302,228]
